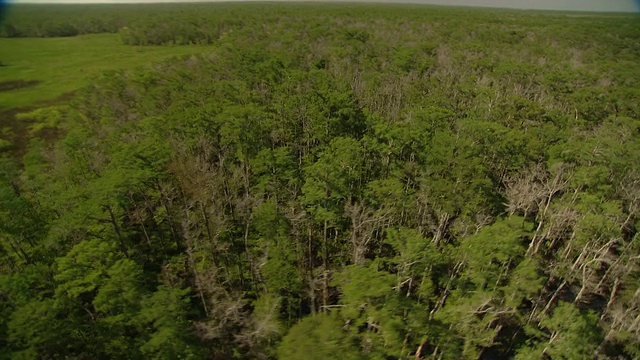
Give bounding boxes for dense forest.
[1,3,640,359]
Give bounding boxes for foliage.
[0,3,639,359]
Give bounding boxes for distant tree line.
[0,4,232,39]
[1,4,128,37]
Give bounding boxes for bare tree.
[345,201,390,266]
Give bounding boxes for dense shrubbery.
[1,3,640,359]
[119,17,225,45]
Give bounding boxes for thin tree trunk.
[107,205,128,257]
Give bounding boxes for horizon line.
[8,0,640,13]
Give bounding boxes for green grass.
[0,34,213,109]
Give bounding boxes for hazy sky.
[11,0,640,12]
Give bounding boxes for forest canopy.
[1,3,640,359]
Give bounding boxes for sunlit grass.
[0,33,213,109]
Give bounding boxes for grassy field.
[0,33,212,109]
